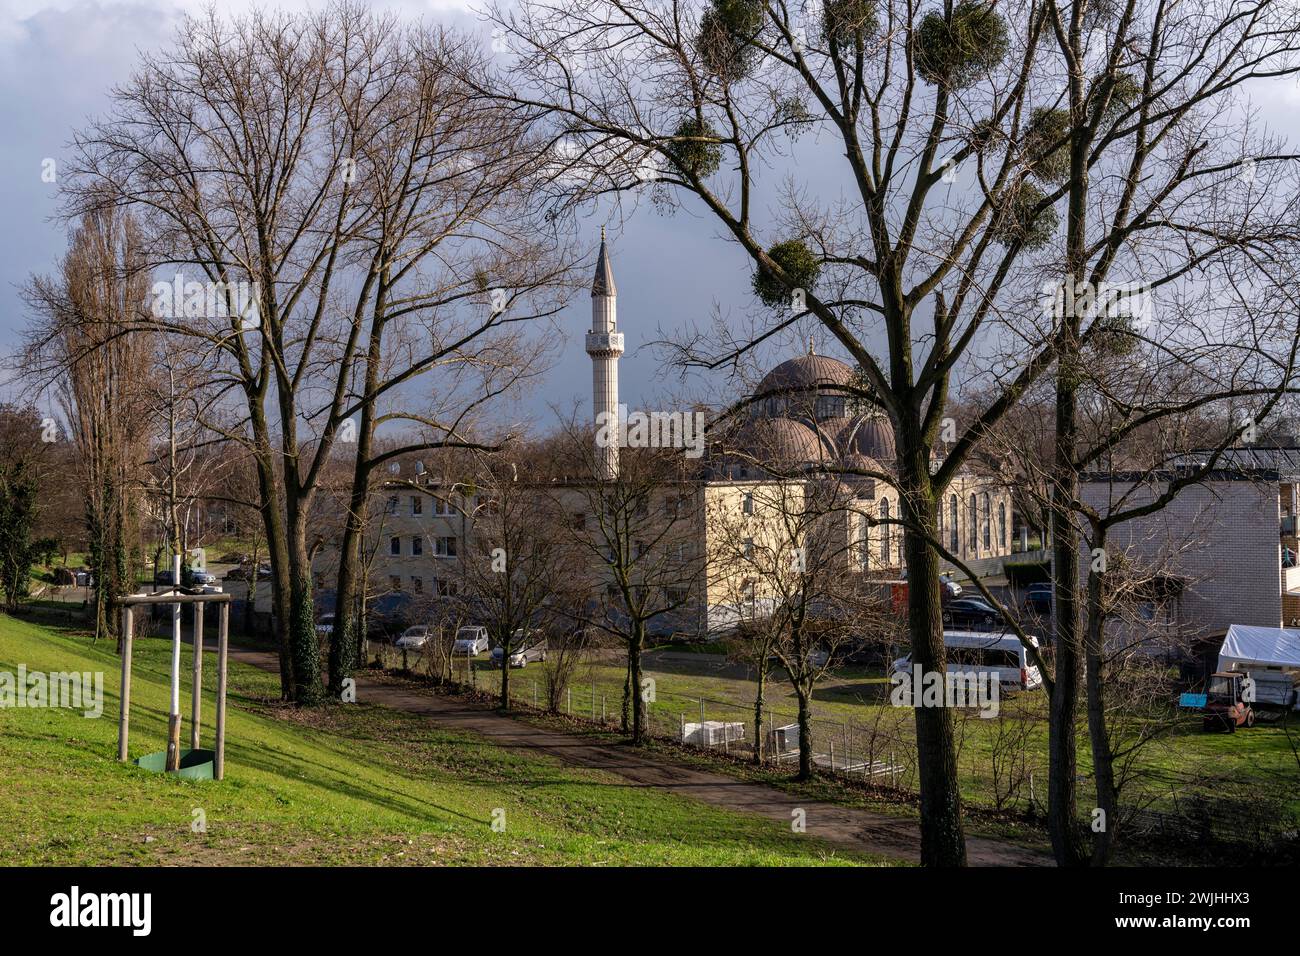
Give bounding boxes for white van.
[890,630,1042,691]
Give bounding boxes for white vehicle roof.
[941,630,1038,651]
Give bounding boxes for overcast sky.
[3,0,1299,428]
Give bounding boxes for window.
[982,493,991,550]
[634,540,646,559]
[949,495,959,552]
[880,499,891,561]
[667,586,690,605]
[859,515,870,571]
[433,536,457,557]
[571,512,586,530]
[741,580,756,608]
[968,494,978,551]
[411,496,423,515]
[389,575,402,591]
[411,576,423,594]
[742,492,754,515]
[998,502,1007,549]
[431,497,454,516]
[390,536,401,556]
[411,536,423,556]
[385,496,398,515]
[744,537,754,560]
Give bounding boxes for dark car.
[941,597,1005,629]
[1022,582,1053,615]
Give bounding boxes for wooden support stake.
[191,601,204,750]
[215,603,229,781]
[117,606,133,762]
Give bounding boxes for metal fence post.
[191,601,204,750]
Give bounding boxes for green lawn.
[0,614,891,866]
[436,647,1300,821]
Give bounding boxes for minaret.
[586,227,624,480]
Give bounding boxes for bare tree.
[552,430,706,744]
[479,0,1300,865]
[454,454,579,710]
[63,4,569,703]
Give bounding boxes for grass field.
[442,646,1300,819]
[0,614,893,866]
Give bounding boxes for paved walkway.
[227,644,1050,866]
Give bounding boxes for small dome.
[731,417,825,468]
[839,452,884,475]
[848,414,897,460]
[756,354,856,395]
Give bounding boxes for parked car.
[490,630,548,668]
[1023,582,1053,615]
[452,626,490,655]
[316,613,335,638]
[224,563,272,581]
[189,570,218,586]
[941,597,1005,629]
[154,569,176,586]
[395,625,433,649]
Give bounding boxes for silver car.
[452,626,490,655]
[490,630,548,668]
[395,625,433,649]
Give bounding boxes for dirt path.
[228,645,1049,866]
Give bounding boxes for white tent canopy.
[1218,625,1300,671]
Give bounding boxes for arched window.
[998,501,1007,549]
[982,493,992,550]
[949,495,959,552]
[880,499,891,561]
[859,513,870,570]
[968,494,978,552]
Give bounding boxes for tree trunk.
[629,632,646,744]
[795,684,812,781]
[898,442,967,866]
[500,631,511,710]
[286,514,322,705]
[1085,555,1117,865]
[1045,274,1097,868]
[753,663,767,765]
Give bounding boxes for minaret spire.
[586,229,624,480]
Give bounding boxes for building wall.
[1079,478,1283,640]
